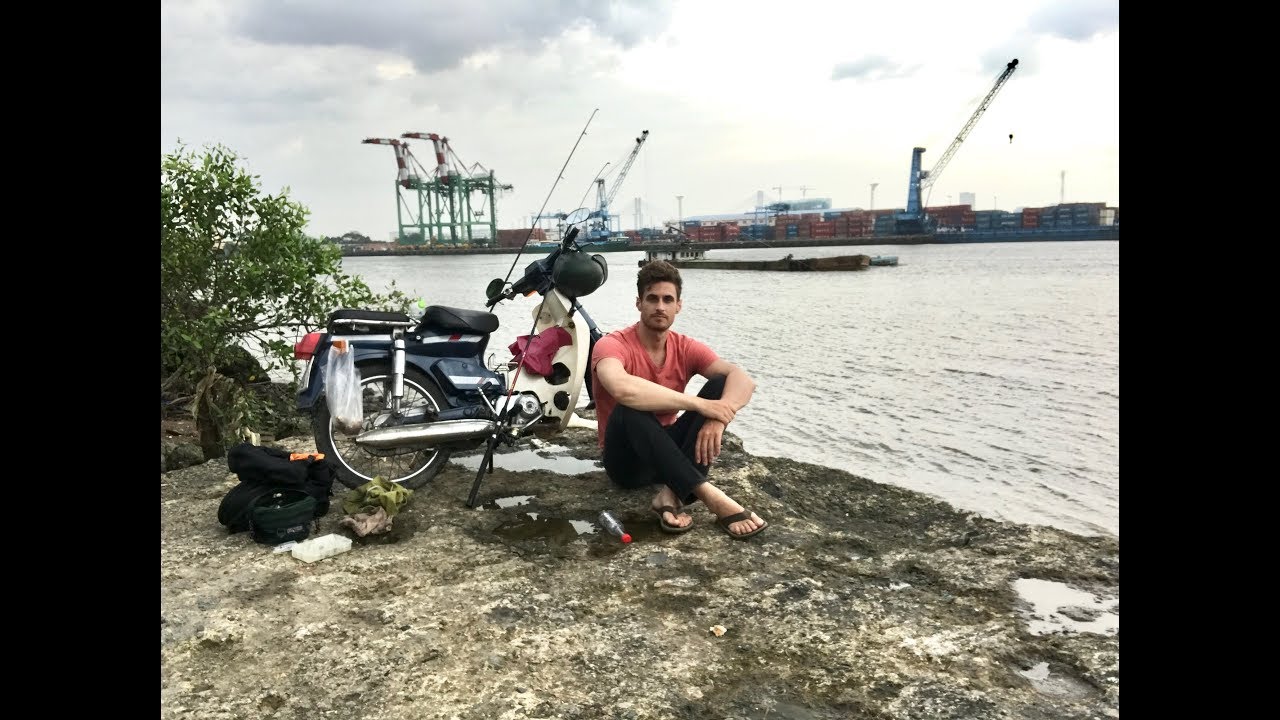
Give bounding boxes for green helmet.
[552,251,608,299]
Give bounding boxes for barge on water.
[639,246,894,271]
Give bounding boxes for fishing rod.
[500,109,598,285]
[490,109,599,409]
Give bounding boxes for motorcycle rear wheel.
[314,364,453,490]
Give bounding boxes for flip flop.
[652,505,694,534]
[716,510,768,540]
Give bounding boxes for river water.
[336,241,1119,538]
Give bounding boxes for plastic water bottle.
[598,511,632,543]
[408,298,427,321]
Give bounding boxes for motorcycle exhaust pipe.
[354,419,497,449]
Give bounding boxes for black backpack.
[249,489,318,545]
[218,444,335,538]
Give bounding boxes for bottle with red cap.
[598,511,632,543]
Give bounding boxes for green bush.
[161,143,406,456]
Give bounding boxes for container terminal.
[340,59,1116,257]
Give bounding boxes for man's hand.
[698,397,736,424]
[696,420,725,465]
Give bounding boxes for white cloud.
[162,0,1119,237]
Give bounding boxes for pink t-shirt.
[590,323,719,448]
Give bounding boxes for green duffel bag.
[250,489,318,545]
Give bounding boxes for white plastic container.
[290,534,353,563]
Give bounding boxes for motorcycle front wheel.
[314,364,453,490]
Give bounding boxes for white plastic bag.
[325,339,363,435]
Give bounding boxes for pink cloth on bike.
[508,326,573,377]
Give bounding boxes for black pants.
[602,375,727,505]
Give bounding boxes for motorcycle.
[292,208,609,507]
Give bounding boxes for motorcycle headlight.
[517,394,542,419]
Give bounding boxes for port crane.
[895,58,1019,234]
[585,130,649,241]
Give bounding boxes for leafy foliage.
[328,231,373,245]
[161,143,407,453]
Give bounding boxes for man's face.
[637,281,682,332]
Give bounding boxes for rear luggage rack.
[326,308,417,334]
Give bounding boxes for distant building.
[766,197,832,213]
[684,199,843,228]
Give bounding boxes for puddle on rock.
[1014,578,1118,636]
[567,519,595,534]
[492,512,597,546]
[582,516,688,556]
[489,508,683,551]
[489,495,535,509]
[451,445,602,475]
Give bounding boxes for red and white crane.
[360,138,413,188]
[399,132,451,184]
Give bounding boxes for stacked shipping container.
[494,228,548,248]
[654,201,1118,241]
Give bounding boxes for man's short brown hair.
[637,260,683,299]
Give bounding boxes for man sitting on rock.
[590,260,768,539]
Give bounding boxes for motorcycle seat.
[423,305,500,334]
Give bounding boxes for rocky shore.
[160,422,1119,720]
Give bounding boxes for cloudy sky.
[161,0,1118,239]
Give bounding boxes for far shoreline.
[339,227,1119,257]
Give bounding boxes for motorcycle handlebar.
[486,241,567,309]
[485,222,586,308]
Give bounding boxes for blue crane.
[584,130,649,241]
[896,59,1019,234]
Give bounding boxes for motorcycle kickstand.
[466,432,501,508]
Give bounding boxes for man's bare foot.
[650,486,693,530]
[692,483,767,537]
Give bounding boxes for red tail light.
[294,332,323,360]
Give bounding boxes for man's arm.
[692,358,756,465]
[702,358,755,414]
[594,357,736,424]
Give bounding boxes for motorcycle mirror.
[485,278,506,300]
[564,207,591,225]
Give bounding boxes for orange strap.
[290,452,325,462]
